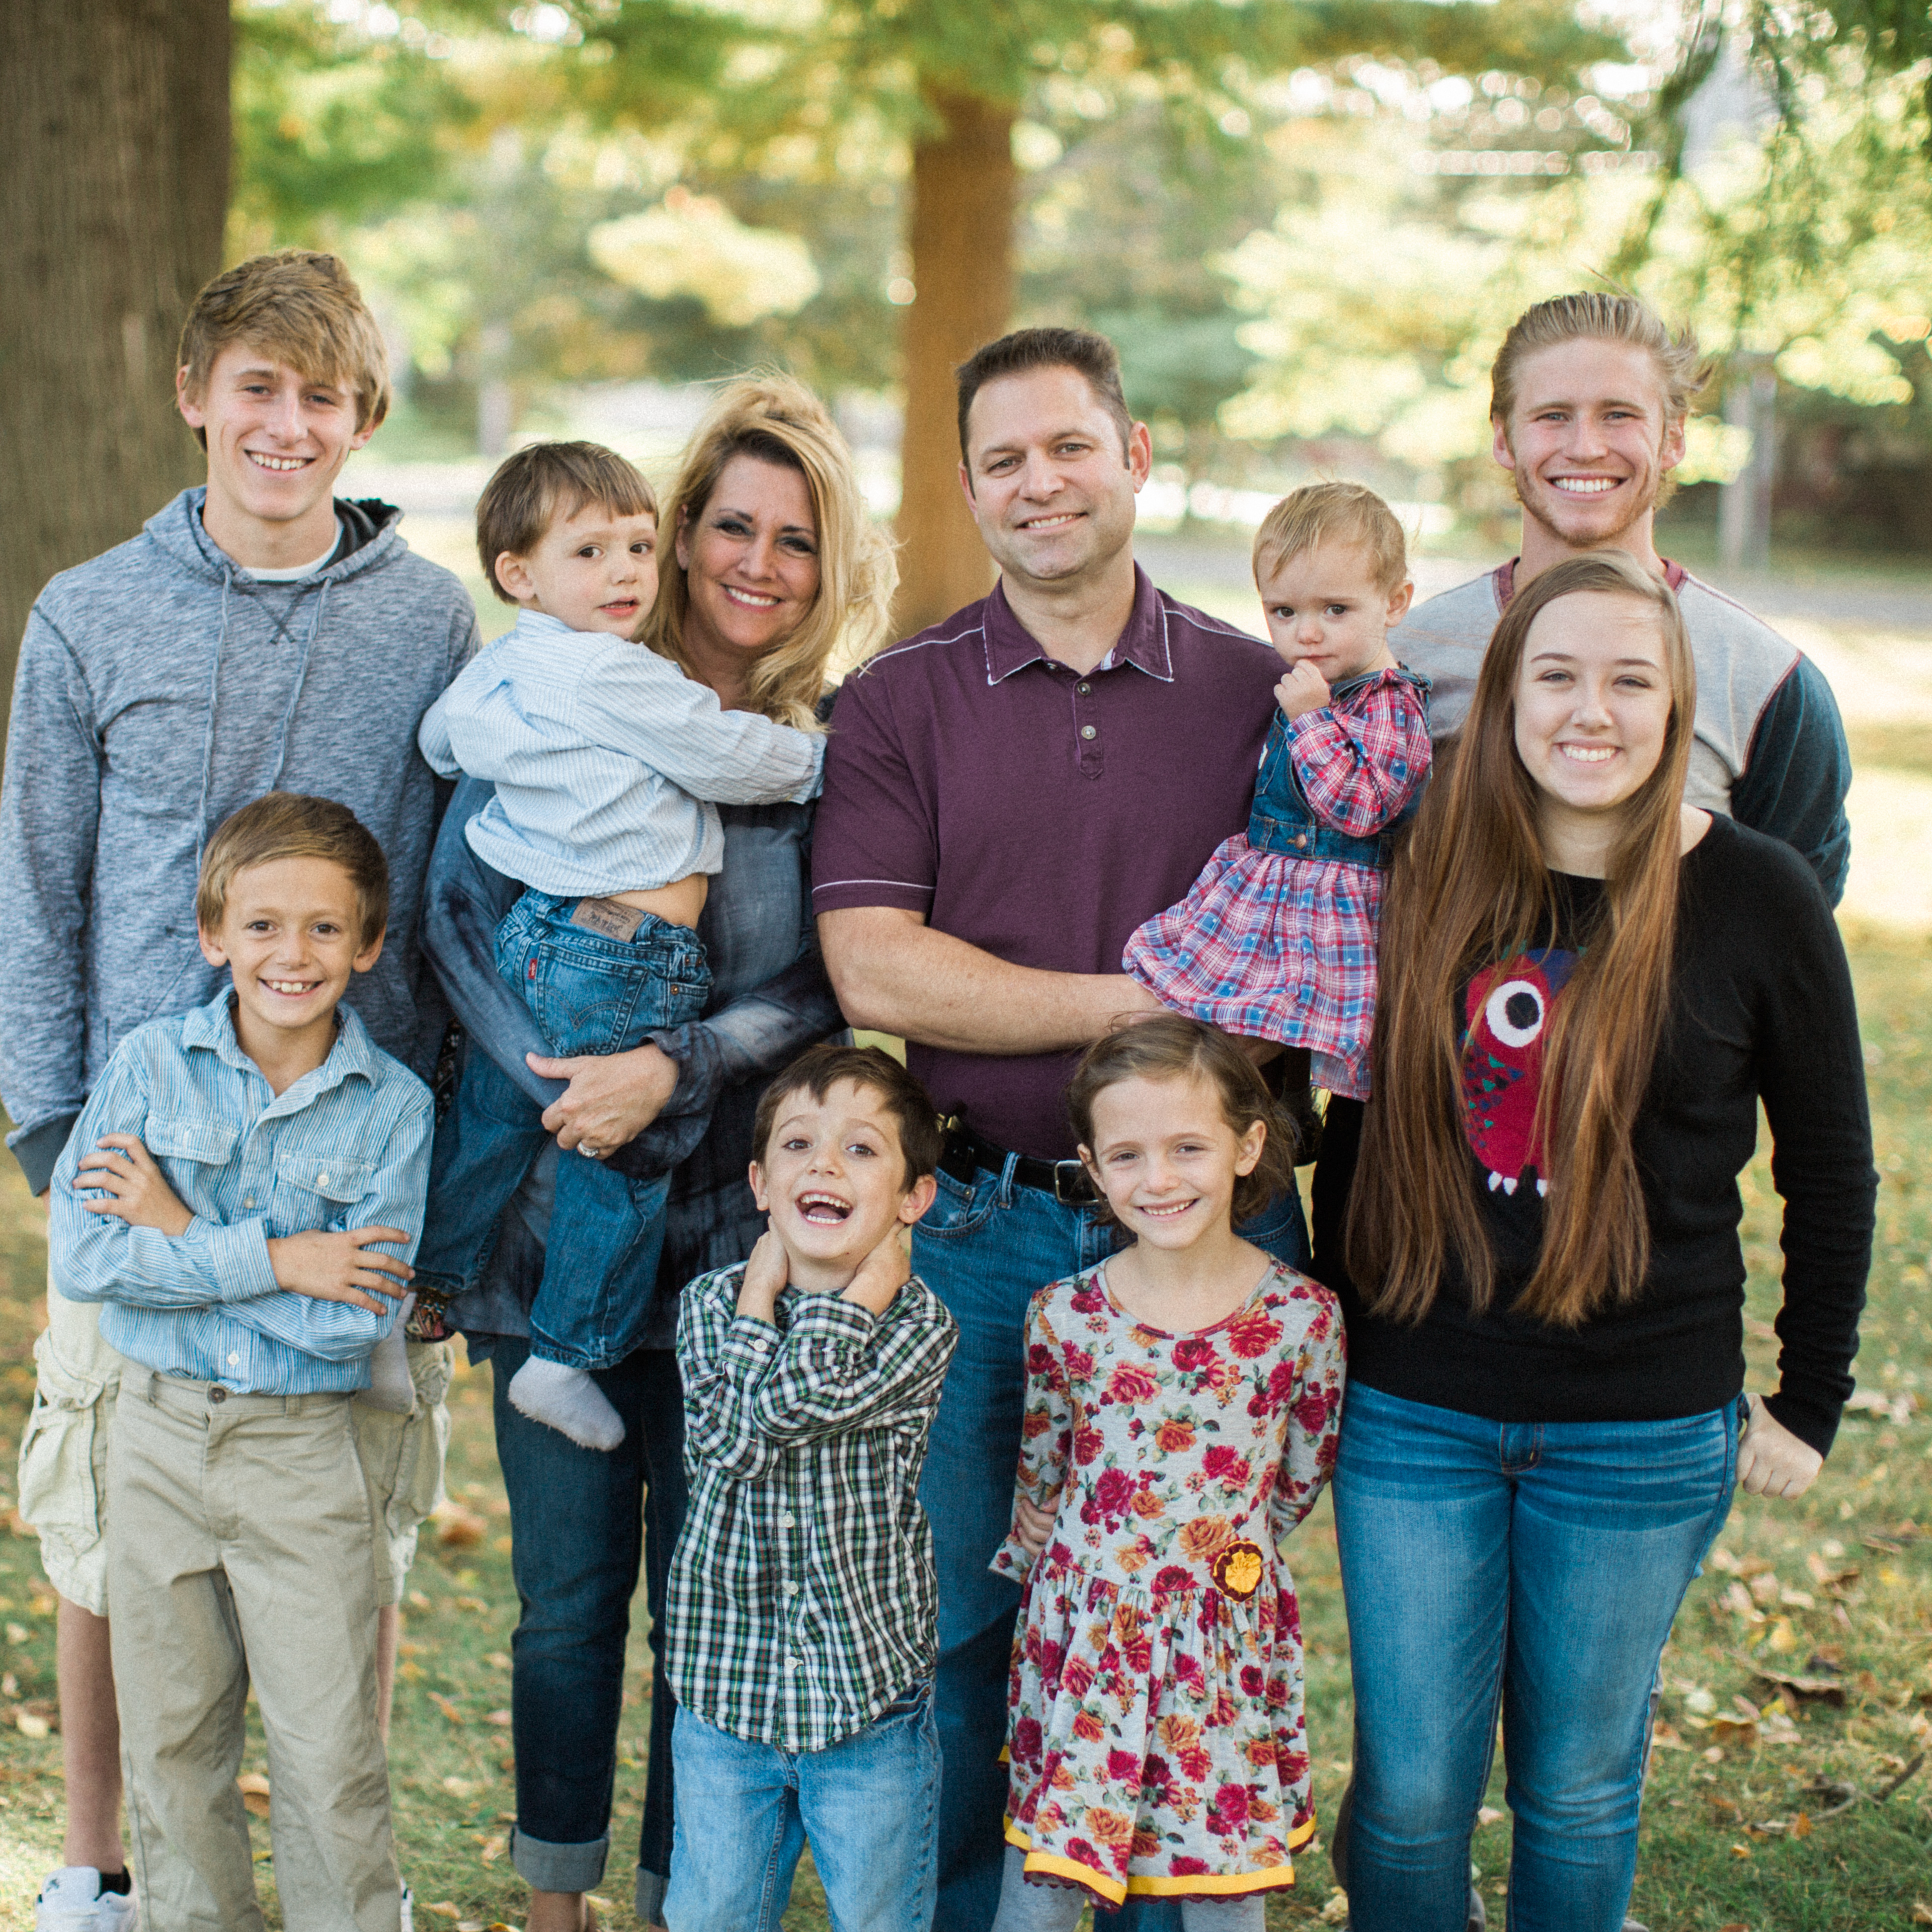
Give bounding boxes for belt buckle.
[1052,1160,1091,1206]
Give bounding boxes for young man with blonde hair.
[0,249,476,1930]
[1399,290,1851,900]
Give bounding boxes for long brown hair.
[639,373,896,729]
[1347,551,1696,1327]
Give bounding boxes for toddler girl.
[990,1015,1345,1926]
[1125,482,1430,1100]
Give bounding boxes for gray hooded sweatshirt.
[1,487,479,1192]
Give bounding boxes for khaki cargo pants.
[109,1368,403,1932]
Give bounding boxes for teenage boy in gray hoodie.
[0,248,478,1932]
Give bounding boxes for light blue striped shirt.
[50,990,433,1395]
[418,610,824,897]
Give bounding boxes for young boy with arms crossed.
[1,248,475,1931]
[662,1044,957,1931]
[48,795,431,1932]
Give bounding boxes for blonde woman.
[421,374,894,1932]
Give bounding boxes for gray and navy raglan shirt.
[0,488,479,1193]
[1400,559,1853,905]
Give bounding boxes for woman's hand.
[532,1042,681,1158]
[74,1136,194,1236]
[1014,1492,1059,1558]
[1737,1394,1824,1499]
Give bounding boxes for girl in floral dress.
[1124,482,1429,1102]
[989,1016,1346,1928]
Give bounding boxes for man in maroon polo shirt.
[813,327,1310,1931]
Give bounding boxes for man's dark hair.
[752,1043,942,1191]
[955,327,1134,467]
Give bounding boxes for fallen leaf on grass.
[486,1709,512,1727]
[1651,1721,1691,1750]
[1477,1806,1504,1826]
[14,1708,49,1740]
[484,1652,512,1671]
[433,1502,489,1549]
[1730,1842,1752,1859]
[454,1595,489,1614]
[428,1693,464,1725]
[477,1833,506,1865]
[1320,1892,1351,1925]
[236,1773,271,1818]
[1744,1658,1847,1705]
[420,1906,458,1920]
[1712,1718,1759,1747]
[456,1922,485,1931]
[1910,1903,1932,1925]
[441,1776,478,1797]
[4,1623,30,1646]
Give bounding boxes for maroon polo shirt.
[813,566,1280,1158]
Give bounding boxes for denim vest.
[1246,665,1432,871]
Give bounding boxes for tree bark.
[0,0,230,751]
[894,87,1015,638]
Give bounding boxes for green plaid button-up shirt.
[667,1263,958,1751]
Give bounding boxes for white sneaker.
[34,1869,138,1932]
[400,1883,414,1932]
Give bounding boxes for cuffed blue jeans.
[912,1162,1310,1932]
[1332,1383,1740,1932]
[663,1691,939,1931]
[491,1338,686,1921]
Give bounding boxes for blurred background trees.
[5,0,1929,719]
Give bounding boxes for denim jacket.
[1248,665,1432,871]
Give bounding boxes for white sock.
[508,1356,626,1451]
[361,1297,418,1414]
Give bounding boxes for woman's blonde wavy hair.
[638,373,897,730]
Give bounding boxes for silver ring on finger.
[578,1142,601,1159]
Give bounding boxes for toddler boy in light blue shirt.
[50,792,431,1932]
[414,441,825,1451]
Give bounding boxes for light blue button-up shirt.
[50,990,433,1394]
[417,609,824,898]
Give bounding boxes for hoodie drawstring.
[193,571,330,868]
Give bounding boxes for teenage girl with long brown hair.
[1318,551,1875,1931]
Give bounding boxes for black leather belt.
[940,1120,1097,1205]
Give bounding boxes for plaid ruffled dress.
[991,1258,1346,1908]
[1124,666,1430,1100]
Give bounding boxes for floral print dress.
[991,1256,1346,1907]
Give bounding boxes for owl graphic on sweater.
[1460,948,1580,1197]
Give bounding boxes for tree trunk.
[0,0,230,752]
[894,88,1015,638]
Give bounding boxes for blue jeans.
[417,893,709,1367]
[913,1161,1310,1932]
[1332,1383,1740,1932]
[490,1338,687,1918]
[663,1691,940,1932]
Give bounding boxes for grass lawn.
[0,931,1925,1929]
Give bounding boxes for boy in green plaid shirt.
[662,1043,956,1930]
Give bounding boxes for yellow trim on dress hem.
[1003,1819,1305,1899]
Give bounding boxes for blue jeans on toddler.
[1332,1382,1740,1932]
[415,890,710,1368]
[663,1687,940,1931]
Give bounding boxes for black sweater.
[1315,815,1877,1458]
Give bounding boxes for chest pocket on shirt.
[274,1154,373,1234]
[139,1117,240,1208]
